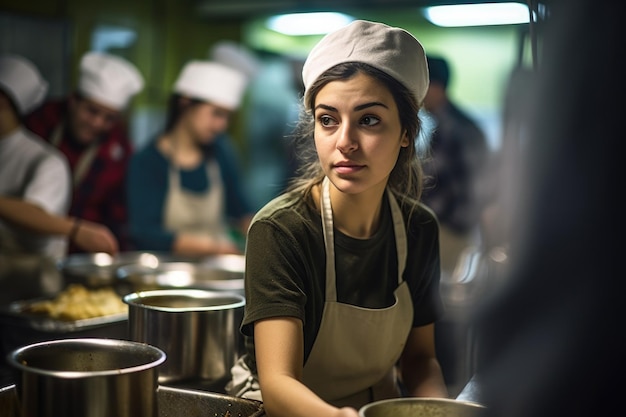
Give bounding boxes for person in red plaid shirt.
[25,52,144,253]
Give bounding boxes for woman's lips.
[333,162,364,174]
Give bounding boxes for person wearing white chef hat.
[126,59,255,257]
[0,55,118,299]
[24,51,144,253]
[225,20,449,416]
[209,40,261,81]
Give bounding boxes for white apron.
[163,159,229,243]
[227,178,413,408]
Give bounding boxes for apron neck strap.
[320,177,407,302]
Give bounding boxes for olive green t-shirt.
[241,190,443,366]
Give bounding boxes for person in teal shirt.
[127,60,254,256]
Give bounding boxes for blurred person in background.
[0,54,70,262]
[419,55,491,394]
[25,51,144,253]
[420,55,490,273]
[0,55,117,303]
[472,1,623,416]
[126,60,254,257]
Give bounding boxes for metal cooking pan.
[60,251,178,287]
[116,254,245,296]
[359,397,485,417]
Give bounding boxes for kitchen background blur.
[0,0,539,398]
[0,0,534,210]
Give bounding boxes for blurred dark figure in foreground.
[474,1,624,416]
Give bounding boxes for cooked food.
[24,284,127,320]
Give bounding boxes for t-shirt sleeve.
[407,206,445,327]
[24,152,71,216]
[241,217,308,336]
[126,144,175,251]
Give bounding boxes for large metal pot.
[116,254,245,296]
[359,397,486,417]
[124,288,245,384]
[7,338,166,417]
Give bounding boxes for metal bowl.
[7,338,166,417]
[116,254,245,296]
[359,397,486,417]
[60,251,177,287]
[124,289,245,384]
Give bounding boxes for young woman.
[227,20,448,417]
[127,60,254,256]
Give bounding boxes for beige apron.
[301,177,413,408]
[163,159,229,243]
[227,178,413,408]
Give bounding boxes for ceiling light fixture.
[424,2,530,27]
[266,12,355,36]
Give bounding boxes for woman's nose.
[336,123,358,153]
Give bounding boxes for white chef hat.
[208,40,261,81]
[78,52,144,111]
[173,60,248,110]
[0,54,48,115]
[301,20,429,109]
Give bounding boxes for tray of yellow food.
[0,284,128,332]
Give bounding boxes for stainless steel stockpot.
[7,338,166,417]
[123,288,245,384]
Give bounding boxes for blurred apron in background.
[163,159,231,246]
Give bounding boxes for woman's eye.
[361,115,381,127]
[319,115,336,126]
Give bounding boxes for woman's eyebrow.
[314,103,337,112]
[354,101,389,111]
[314,101,389,112]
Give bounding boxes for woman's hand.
[173,233,242,257]
[71,220,119,255]
[334,407,360,417]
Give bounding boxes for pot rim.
[7,338,166,378]
[123,288,245,312]
[358,397,486,416]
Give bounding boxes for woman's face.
[314,72,408,195]
[182,101,232,144]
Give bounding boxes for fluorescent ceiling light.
[266,12,354,36]
[424,2,530,27]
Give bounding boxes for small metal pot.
[359,397,486,417]
[7,338,166,417]
[124,289,245,384]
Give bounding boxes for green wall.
[1,0,526,148]
[243,9,524,114]
[0,0,246,109]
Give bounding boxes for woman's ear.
[400,130,410,147]
[177,96,192,108]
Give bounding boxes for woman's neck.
[159,127,202,168]
[324,182,386,239]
